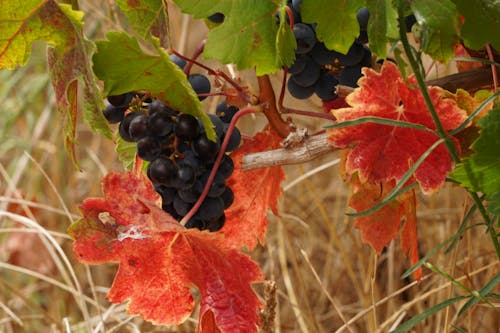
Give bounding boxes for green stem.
[397,1,500,261]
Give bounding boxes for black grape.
[221,187,234,209]
[336,42,365,66]
[223,125,241,152]
[287,77,314,99]
[292,23,316,54]
[215,154,234,179]
[310,42,338,65]
[339,65,363,87]
[102,102,126,124]
[169,54,187,69]
[154,185,176,205]
[290,56,321,87]
[173,195,193,216]
[208,114,225,138]
[175,114,200,141]
[128,113,149,141]
[148,157,177,186]
[178,187,199,203]
[205,214,225,232]
[107,92,133,107]
[215,101,239,123]
[207,12,225,23]
[291,0,302,13]
[314,71,338,101]
[360,46,372,67]
[200,171,226,198]
[192,135,220,162]
[198,197,224,220]
[288,54,308,74]
[174,162,196,189]
[356,8,370,31]
[137,136,161,161]
[119,111,142,142]
[188,74,211,101]
[149,110,174,137]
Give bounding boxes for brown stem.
[257,75,294,138]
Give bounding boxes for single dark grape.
[137,136,161,161]
[119,111,142,142]
[336,42,366,66]
[310,42,338,65]
[173,194,192,216]
[314,71,339,101]
[215,101,239,123]
[107,92,133,107]
[188,74,211,101]
[293,23,316,54]
[357,30,369,44]
[216,154,234,179]
[356,8,370,31]
[192,135,220,162]
[360,46,372,67]
[147,157,177,185]
[205,213,225,232]
[208,114,225,138]
[290,57,321,87]
[178,187,199,203]
[174,162,196,189]
[198,197,224,220]
[128,113,149,141]
[339,65,363,87]
[149,111,174,137]
[221,187,234,209]
[182,150,204,175]
[175,114,200,140]
[223,125,241,152]
[207,12,225,23]
[287,77,314,99]
[102,102,126,124]
[185,218,205,230]
[200,171,226,198]
[169,54,187,69]
[154,185,176,205]
[288,54,308,74]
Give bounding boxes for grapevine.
[1,0,499,332]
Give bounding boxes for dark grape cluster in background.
[282,1,372,102]
[102,87,241,232]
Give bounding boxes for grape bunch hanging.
[283,1,373,101]
[101,59,241,232]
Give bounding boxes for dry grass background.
[0,2,499,332]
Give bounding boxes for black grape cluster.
[102,57,241,232]
[282,1,372,102]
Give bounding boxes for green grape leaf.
[366,0,398,58]
[410,0,459,62]
[451,107,500,213]
[92,32,215,140]
[116,136,137,171]
[452,0,500,51]
[115,0,166,39]
[301,0,364,54]
[173,0,295,75]
[276,6,296,67]
[0,0,112,166]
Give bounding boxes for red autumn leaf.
[68,172,264,332]
[327,62,468,194]
[349,176,421,280]
[223,127,285,250]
